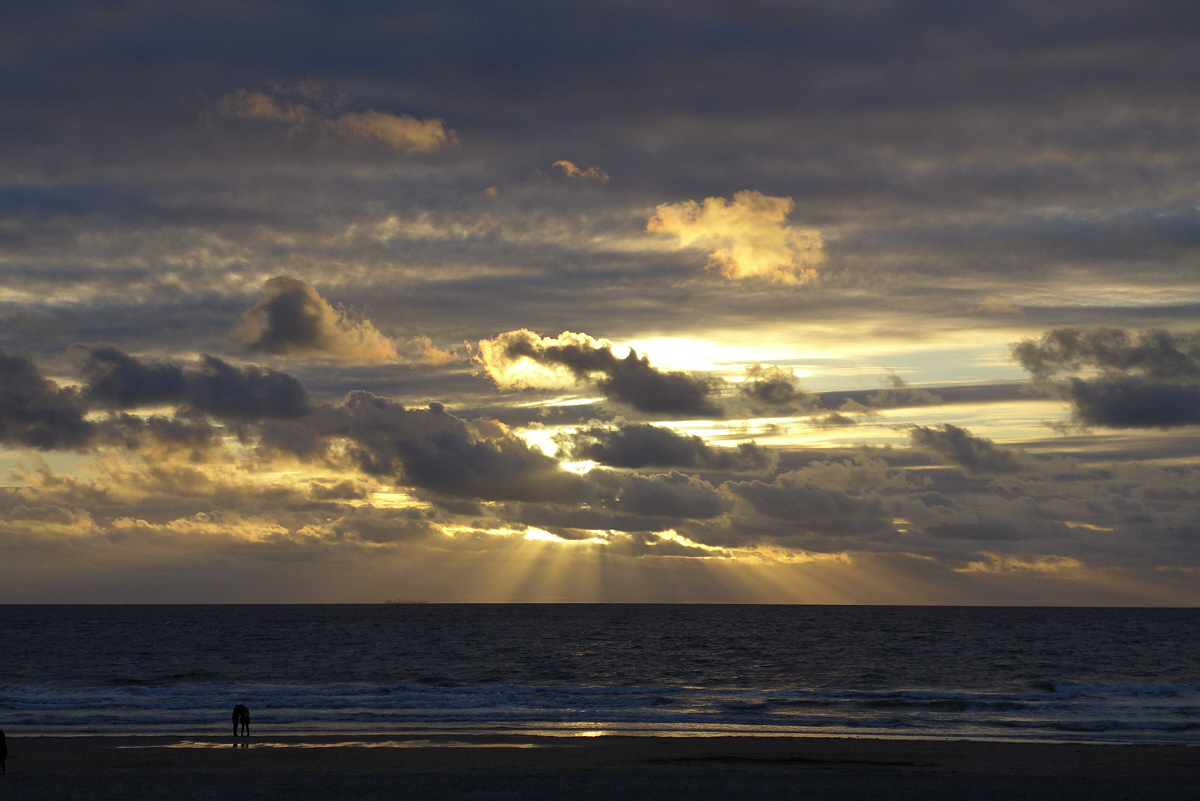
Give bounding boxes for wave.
[3,680,1197,743]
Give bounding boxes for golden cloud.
[333,110,454,153]
[647,190,825,283]
[553,159,609,182]
[218,90,312,128]
[476,329,607,389]
[219,91,453,152]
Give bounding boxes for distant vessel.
[383,599,429,604]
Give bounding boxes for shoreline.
[2,733,1197,800]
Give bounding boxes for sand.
[2,734,1197,800]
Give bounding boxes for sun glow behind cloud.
[3,2,1200,605]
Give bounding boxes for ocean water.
[1,605,1197,743]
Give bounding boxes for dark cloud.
[812,412,858,428]
[610,472,726,519]
[162,354,312,422]
[1065,376,1200,428]
[866,374,943,409]
[77,345,312,422]
[0,349,94,450]
[816,381,1043,413]
[725,476,890,536]
[317,391,591,502]
[325,506,439,544]
[927,518,1070,542]
[481,330,719,416]
[1014,328,1200,428]
[256,418,331,460]
[559,423,775,471]
[910,424,1022,475]
[238,276,339,355]
[101,413,219,453]
[1013,327,1200,381]
[77,345,187,407]
[596,350,719,416]
[739,363,819,411]
[505,502,671,534]
[237,276,400,363]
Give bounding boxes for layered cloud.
[3,2,1200,602]
[647,191,825,283]
[477,330,719,416]
[1014,327,1200,428]
[219,90,453,152]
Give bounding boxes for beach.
[3,735,1197,801]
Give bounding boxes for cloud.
[219,90,453,152]
[315,392,591,502]
[332,111,454,153]
[218,90,313,128]
[866,374,943,409]
[77,345,312,422]
[236,276,404,363]
[102,413,219,455]
[1013,327,1200,382]
[1063,376,1200,428]
[1013,327,1200,428]
[553,160,609,182]
[910,424,1023,475]
[611,472,727,519]
[977,296,1024,315]
[0,349,94,450]
[725,473,891,537]
[739,363,819,411]
[478,330,719,416]
[647,190,825,283]
[559,423,776,471]
[812,412,858,428]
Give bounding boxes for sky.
[2,0,1199,604]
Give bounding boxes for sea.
[2,605,1197,744]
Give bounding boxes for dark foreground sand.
[2,734,1197,801]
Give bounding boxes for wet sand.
[2,734,1197,800]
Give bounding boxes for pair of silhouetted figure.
[232,705,250,737]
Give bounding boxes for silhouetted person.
[232,704,250,737]
[1,728,7,774]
